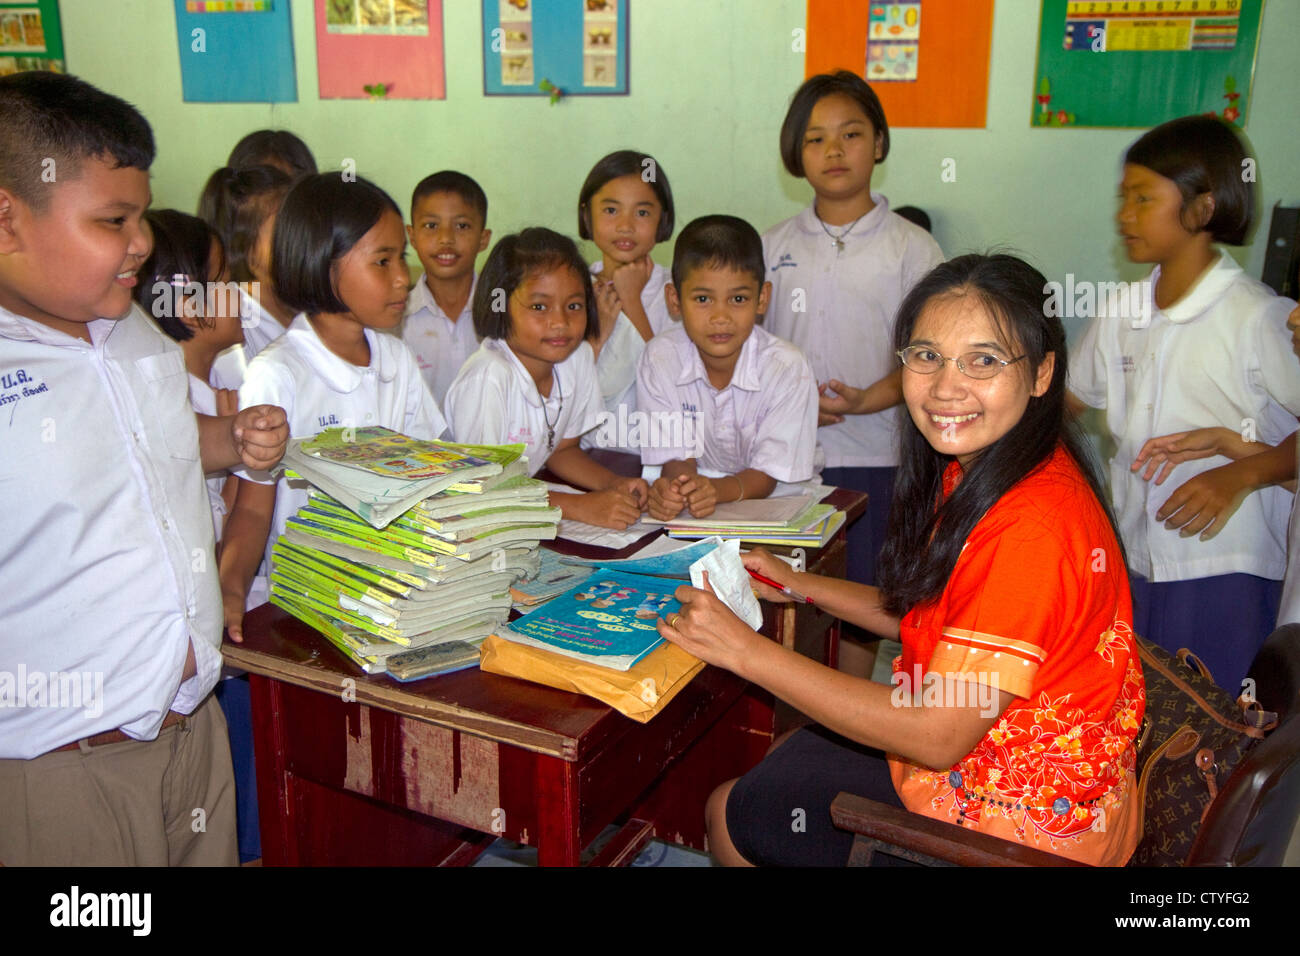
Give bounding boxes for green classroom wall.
[60,0,1300,337]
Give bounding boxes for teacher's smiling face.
[901,294,1054,468]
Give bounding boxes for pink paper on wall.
[314,0,444,100]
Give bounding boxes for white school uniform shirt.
[1069,251,1300,582]
[0,304,223,759]
[636,324,820,484]
[399,274,481,408]
[761,194,943,469]
[1278,441,1300,626]
[209,294,286,390]
[445,337,604,477]
[238,314,446,574]
[582,261,674,454]
[189,373,232,543]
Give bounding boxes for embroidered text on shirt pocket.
[135,350,199,461]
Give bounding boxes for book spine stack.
[269,480,561,680]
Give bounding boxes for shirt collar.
[0,301,126,350]
[676,326,764,392]
[483,337,556,409]
[795,192,891,242]
[1152,250,1243,324]
[406,273,477,322]
[284,314,395,392]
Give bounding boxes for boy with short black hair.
[638,214,820,520]
[400,170,492,405]
[0,72,288,865]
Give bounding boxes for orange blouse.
[888,445,1146,866]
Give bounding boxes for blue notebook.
[500,570,683,671]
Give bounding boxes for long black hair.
[876,253,1122,617]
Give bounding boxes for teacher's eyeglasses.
[896,346,1027,380]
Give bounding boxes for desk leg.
[248,674,295,866]
[534,755,582,867]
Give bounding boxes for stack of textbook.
[658,494,846,547]
[266,428,561,680]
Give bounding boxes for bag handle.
[1138,641,1274,739]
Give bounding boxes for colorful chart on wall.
[805,0,993,128]
[481,0,628,97]
[174,0,296,102]
[1031,0,1263,128]
[315,0,445,99]
[0,0,64,76]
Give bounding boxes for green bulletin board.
[0,0,64,76]
[1031,0,1263,128]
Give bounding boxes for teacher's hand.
[657,570,762,674]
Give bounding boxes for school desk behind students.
[762,71,943,587]
[400,170,491,407]
[0,73,288,865]
[577,149,676,453]
[198,163,295,372]
[637,214,819,521]
[1069,115,1300,693]
[219,173,446,643]
[444,227,649,530]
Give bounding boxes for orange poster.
[805,0,993,128]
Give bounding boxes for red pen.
[747,567,813,604]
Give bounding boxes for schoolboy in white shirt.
[639,215,820,520]
[400,171,491,407]
[0,73,289,865]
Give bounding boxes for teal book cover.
[502,570,682,670]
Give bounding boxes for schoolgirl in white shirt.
[1069,115,1300,692]
[576,150,677,453]
[400,170,492,406]
[220,174,446,642]
[639,215,819,521]
[135,209,246,542]
[198,163,295,383]
[445,227,649,530]
[762,71,943,586]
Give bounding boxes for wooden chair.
[831,624,1300,867]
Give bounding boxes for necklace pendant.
[546,426,555,452]
[832,237,845,255]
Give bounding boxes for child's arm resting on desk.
[546,438,649,530]
[662,569,1012,770]
[196,404,289,474]
[649,459,776,520]
[217,477,277,642]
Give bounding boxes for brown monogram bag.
[1129,637,1277,866]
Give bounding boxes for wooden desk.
[226,488,867,866]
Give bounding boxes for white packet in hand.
[690,537,763,630]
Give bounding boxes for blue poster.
[175,0,297,103]
[481,0,628,97]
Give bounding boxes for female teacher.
[660,254,1145,866]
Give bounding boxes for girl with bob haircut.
[219,173,446,642]
[662,253,1146,867]
[1073,114,1300,692]
[198,163,295,366]
[445,227,650,529]
[763,70,943,596]
[575,149,677,454]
